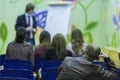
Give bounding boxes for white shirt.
[25,13,33,38]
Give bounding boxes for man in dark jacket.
[15,3,36,46]
[57,44,118,80]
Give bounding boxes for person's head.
[25,3,35,14]
[85,44,101,61]
[15,27,27,43]
[39,31,51,44]
[52,33,66,57]
[71,29,84,43]
[71,29,84,54]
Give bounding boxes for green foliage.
[34,0,43,5]
[0,22,8,54]
[83,21,98,44]
[84,21,98,31]
[77,1,98,44]
[0,22,8,41]
[66,33,71,44]
[111,32,117,47]
[83,32,92,43]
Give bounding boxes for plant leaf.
[34,0,43,5]
[111,32,117,48]
[0,22,8,41]
[85,21,98,31]
[83,32,92,43]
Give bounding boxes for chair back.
[33,57,43,72]
[4,59,32,70]
[41,60,62,80]
[93,61,107,69]
[117,68,120,80]
[0,54,5,65]
[42,60,62,69]
[0,77,30,80]
[44,67,59,80]
[0,69,34,80]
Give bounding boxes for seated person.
[67,29,86,57]
[57,44,118,80]
[34,31,51,59]
[6,27,34,66]
[45,33,72,60]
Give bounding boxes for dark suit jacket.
[15,14,36,44]
[6,41,34,66]
[57,56,118,80]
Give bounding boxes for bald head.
[85,44,101,60]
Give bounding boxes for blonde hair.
[52,33,67,60]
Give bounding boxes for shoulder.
[66,50,72,56]
[35,45,41,50]
[67,42,74,53]
[46,48,55,54]
[7,41,17,50]
[64,57,74,62]
[47,48,55,51]
[67,42,72,48]
[67,50,72,53]
[35,45,39,48]
[7,41,16,46]
[23,42,32,48]
[67,42,72,46]
[17,14,25,18]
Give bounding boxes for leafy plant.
[83,21,98,43]
[0,22,8,41]
[0,22,8,54]
[83,32,92,43]
[77,0,98,44]
[84,21,98,31]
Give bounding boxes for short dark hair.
[85,44,101,60]
[25,3,35,13]
[39,31,51,43]
[15,27,26,43]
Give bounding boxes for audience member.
[15,3,36,46]
[34,31,51,59]
[57,44,118,80]
[67,28,85,56]
[6,27,34,66]
[45,33,72,60]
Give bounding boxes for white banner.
[45,1,72,39]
